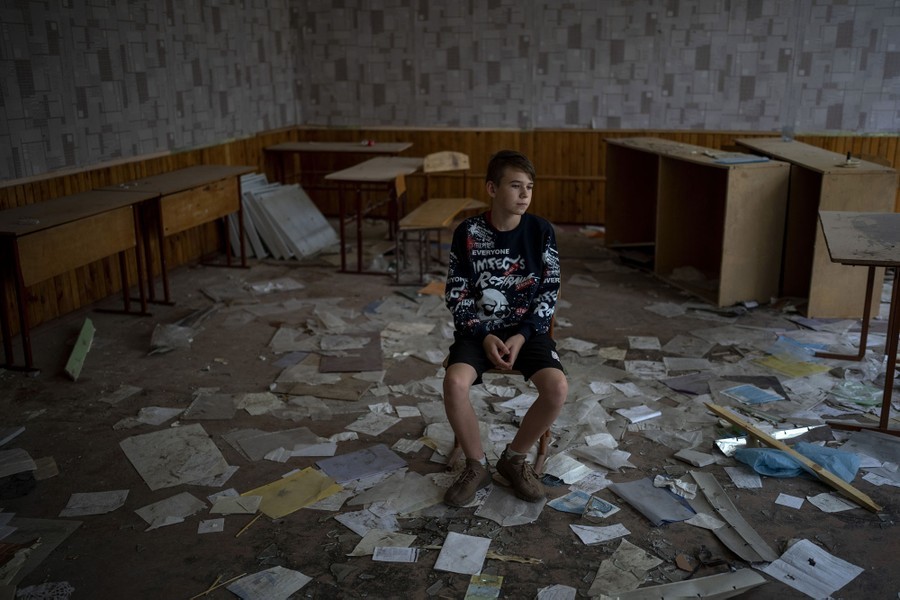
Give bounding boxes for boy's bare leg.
[443,363,484,460]
[509,367,567,453]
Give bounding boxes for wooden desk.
[604,137,791,307]
[325,157,424,274]
[0,189,157,369]
[396,197,486,284]
[735,138,897,317]
[818,211,900,436]
[102,165,255,303]
[265,141,413,187]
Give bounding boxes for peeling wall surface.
[2,0,899,180]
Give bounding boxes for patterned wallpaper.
[2,0,899,180]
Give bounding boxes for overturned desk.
[0,189,156,370]
[818,210,900,436]
[325,157,423,274]
[102,165,255,303]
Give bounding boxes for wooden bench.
[395,197,486,284]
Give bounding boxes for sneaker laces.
[456,464,481,485]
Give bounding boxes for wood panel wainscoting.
[1,127,898,334]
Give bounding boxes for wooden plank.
[64,317,95,381]
[706,403,882,512]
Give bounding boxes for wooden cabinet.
[604,137,791,307]
[735,138,898,318]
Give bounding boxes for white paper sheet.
[570,523,630,544]
[434,531,491,575]
[762,539,863,599]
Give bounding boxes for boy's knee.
[541,374,568,408]
[443,372,471,401]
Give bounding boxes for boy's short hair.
[485,150,536,186]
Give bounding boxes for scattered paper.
[135,492,206,530]
[806,492,857,513]
[570,523,630,544]
[59,490,128,517]
[227,566,312,600]
[243,467,342,519]
[119,424,229,491]
[775,493,804,509]
[434,531,491,575]
[762,539,863,599]
[316,444,406,483]
[372,546,420,563]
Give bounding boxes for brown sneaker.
[444,458,492,507]
[495,448,546,502]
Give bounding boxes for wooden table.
[396,197,486,284]
[735,138,897,317]
[324,157,424,274]
[604,137,791,307]
[101,165,255,303]
[265,141,413,187]
[0,189,157,370]
[818,210,900,436]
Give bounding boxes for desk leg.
[119,252,130,312]
[238,204,247,268]
[133,208,149,315]
[338,186,348,273]
[10,241,34,370]
[0,242,14,366]
[156,202,172,304]
[356,185,364,273]
[815,266,875,361]
[879,268,899,430]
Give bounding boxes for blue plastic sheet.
[734,442,860,483]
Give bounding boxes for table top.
[100,164,256,196]
[265,141,412,155]
[819,211,900,266]
[735,138,896,174]
[400,198,486,230]
[324,157,424,183]
[0,189,158,237]
[605,136,780,169]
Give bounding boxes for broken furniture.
[0,189,157,370]
[101,165,255,304]
[264,141,413,189]
[604,136,791,307]
[324,156,424,274]
[816,211,900,437]
[706,403,882,512]
[735,138,897,318]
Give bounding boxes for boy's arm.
[515,227,561,340]
[445,223,488,339]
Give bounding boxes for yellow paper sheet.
[752,354,831,378]
[242,467,342,518]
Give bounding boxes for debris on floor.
[1,229,898,598]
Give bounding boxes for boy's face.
[487,167,533,217]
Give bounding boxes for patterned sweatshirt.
[445,211,561,341]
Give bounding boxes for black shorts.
[447,327,565,385]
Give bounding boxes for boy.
[442,150,567,507]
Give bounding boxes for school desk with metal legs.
[324,157,424,274]
[0,189,157,370]
[817,210,900,436]
[102,165,255,304]
[264,141,413,187]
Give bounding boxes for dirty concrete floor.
[1,222,897,599]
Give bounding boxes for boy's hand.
[483,334,513,370]
[503,334,526,368]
